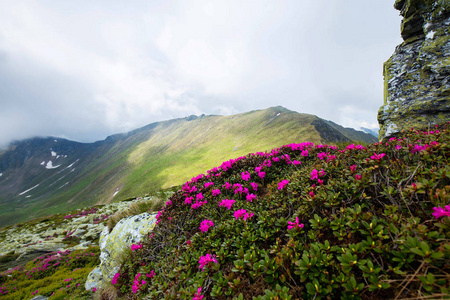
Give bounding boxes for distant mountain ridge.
[0,106,376,227]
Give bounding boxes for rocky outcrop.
[85,212,157,290]
[378,0,450,140]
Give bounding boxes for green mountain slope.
[0,107,376,227]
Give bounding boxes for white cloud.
[0,0,403,148]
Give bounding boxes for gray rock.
[85,212,157,290]
[30,295,48,300]
[378,0,450,140]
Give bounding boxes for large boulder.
[85,212,157,290]
[378,0,450,140]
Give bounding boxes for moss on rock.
[378,0,450,140]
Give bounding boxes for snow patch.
[26,195,31,198]
[40,161,46,166]
[46,161,61,169]
[0,173,2,177]
[65,162,76,169]
[275,113,281,117]
[58,182,69,189]
[51,151,57,157]
[113,188,120,197]
[19,184,40,196]
[426,31,436,39]
[54,139,58,143]
[56,155,60,159]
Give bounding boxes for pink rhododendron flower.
[193,287,204,300]
[317,152,327,160]
[350,165,356,173]
[395,145,402,150]
[301,150,309,156]
[223,182,232,190]
[241,171,251,181]
[198,254,218,271]
[132,273,142,294]
[250,182,258,191]
[199,219,214,233]
[309,191,315,198]
[246,193,257,202]
[146,270,155,278]
[219,199,235,210]
[318,179,324,185]
[243,212,254,220]
[272,157,280,162]
[111,273,120,285]
[432,205,450,219]
[196,193,204,201]
[355,174,362,180]
[326,155,336,162]
[191,199,207,209]
[311,169,319,180]
[293,160,301,165]
[212,189,221,196]
[278,180,289,190]
[165,200,172,206]
[234,209,247,220]
[319,169,325,177]
[258,171,266,179]
[234,209,254,220]
[370,153,386,160]
[204,182,214,189]
[131,243,143,251]
[287,217,304,230]
[411,144,427,154]
[185,197,194,205]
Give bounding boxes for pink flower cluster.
[193,287,204,300]
[234,209,254,220]
[278,179,289,190]
[370,153,386,161]
[111,273,120,285]
[132,273,147,294]
[131,243,143,251]
[311,169,325,181]
[199,254,218,271]
[432,205,450,219]
[219,199,236,210]
[241,171,251,181]
[287,217,304,230]
[204,182,214,189]
[199,219,214,233]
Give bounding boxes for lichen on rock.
[378,0,450,140]
[85,212,157,290]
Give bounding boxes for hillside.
[0,123,447,299]
[0,107,376,228]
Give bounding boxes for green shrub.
[111,124,450,299]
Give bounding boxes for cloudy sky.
[0,0,403,148]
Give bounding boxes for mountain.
[360,127,379,138]
[0,106,376,228]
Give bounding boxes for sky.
[0,0,403,148]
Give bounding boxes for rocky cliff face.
[378,0,450,140]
